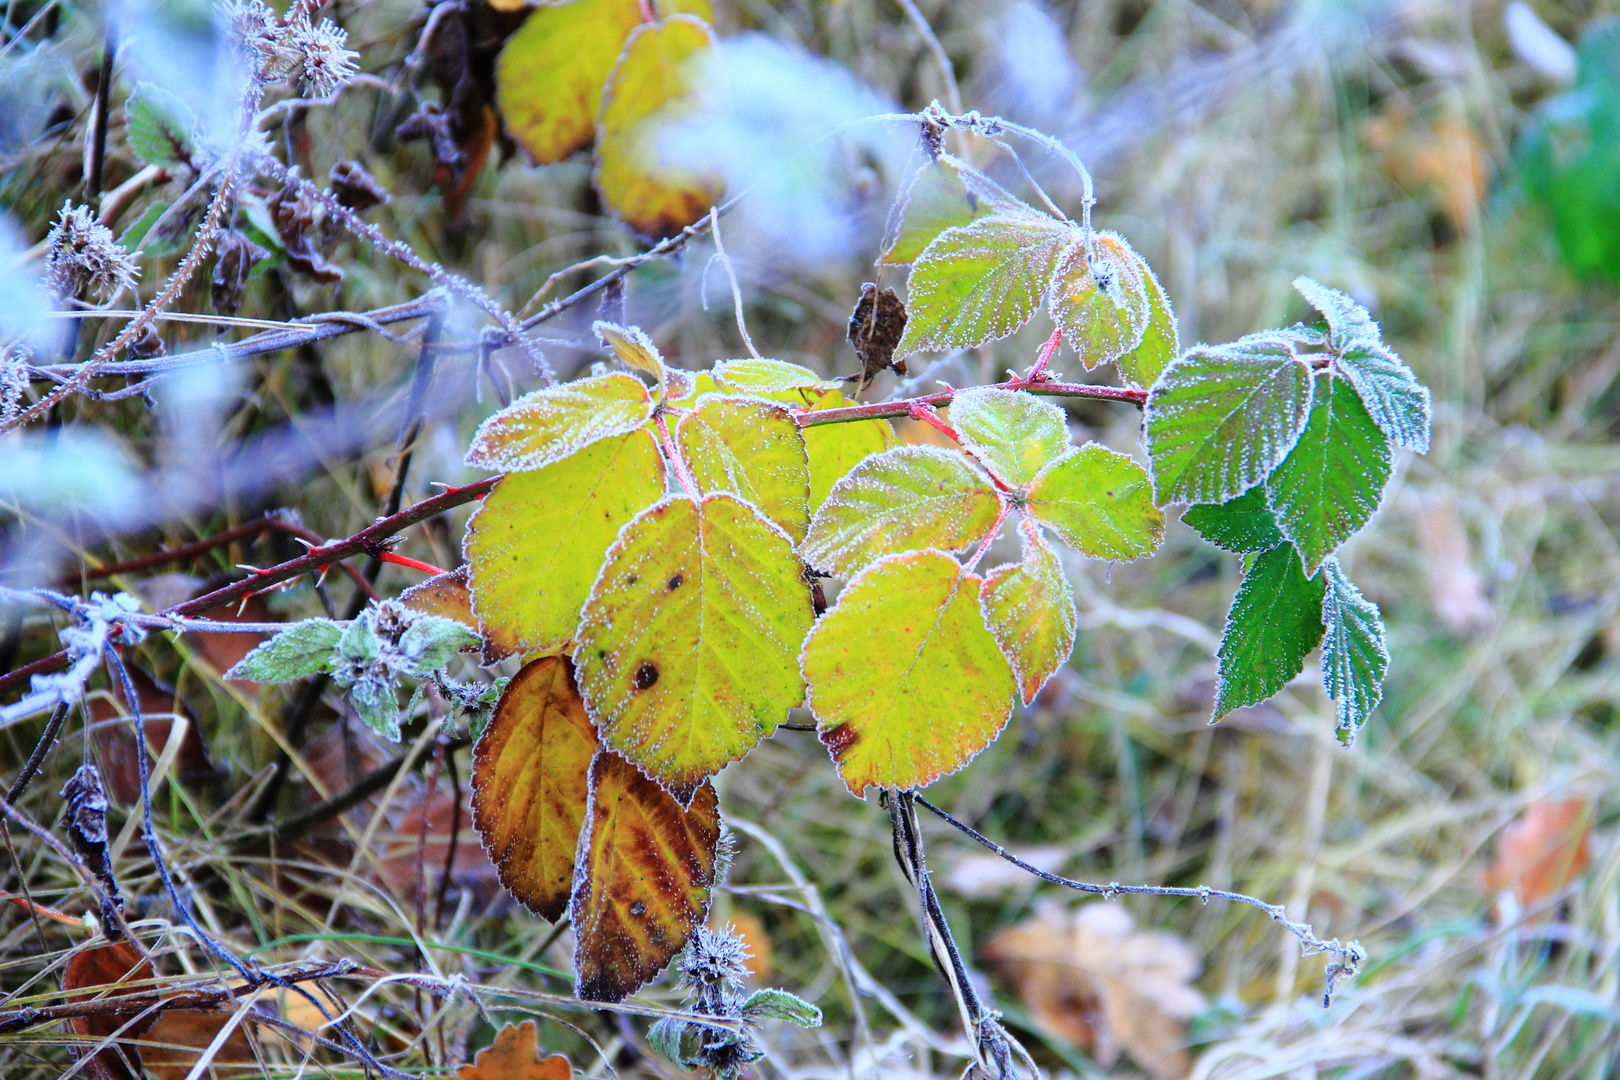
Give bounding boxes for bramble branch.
[793,375,1147,428]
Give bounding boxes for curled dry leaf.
[1484,798,1593,912]
[848,282,908,388]
[458,1019,573,1080]
[983,901,1206,1080]
[62,942,157,1080]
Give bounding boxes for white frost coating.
[801,444,1003,578]
[1319,557,1389,743]
[882,153,1033,265]
[1143,333,1315,507]
[1025,443,1165,562]
[980,530,1077,705]
[676,396,810,542]
[712,357,841,393]
[1292,276,1430,453]
[949,386,1071,487]
[895,211,1075,358]
[464,372,653,471]
[595,320,668,396]
[1046,230,1150,370]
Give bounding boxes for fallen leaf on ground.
[1420,498,1492,636]
[982,900,1206,1080]
[458,1019,573,1080]
[62,942,158,1080]
[1485,798,1593,912]
[89,663,218,805]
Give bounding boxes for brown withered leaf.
[401,566,479,634]
[983,901,1206,1080]
[62,942,159,1080]
[570,750,721,1002]
[848,282,908,389]
[89,664,218,806]
[459,1021,572,1080]
[373,782,503,911]
[141,1008,261,1080]
[472,657,598,921]
[458,1019,573,1080]
[1485,798,1593,912]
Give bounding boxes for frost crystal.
[284,9,359,97]
[1,344,31,422]
[45,204,140,301]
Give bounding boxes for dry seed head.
[45,203,140,301]
[679,923,754,996]
[284,10,359,98]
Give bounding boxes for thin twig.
[706,207,760,360]
[795,375,1146,429]
[893,0,963,115]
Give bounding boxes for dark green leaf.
[1182,486,1283,553]
[1213,544,1326,720]
[125,82,197,169]
[1320,558,1388,743]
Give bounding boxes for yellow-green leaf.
[573,494,812,802]
[571,749,720,1001]
[676,396,811,542]
[801,445,1003,578]
[1024,444,1165,561]
[881,154,1029,266]
[595,14,722,240]
[471,656,598,922]
[465,431,666,660]
[982,529,1077,705]
[595,320,668,402]
[1047,231,1151,371]
[949,386,1072,486]
[465,372,653,472]
[712,357,842,394]
[803,550,1016,797]
[1117,258,1179,389]
[801,387,895,512]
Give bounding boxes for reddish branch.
[794,377,1147,428]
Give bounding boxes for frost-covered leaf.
[1144,334,1314,506]
[351,676,402,741]
[712,357,841,393]
[223,618,340,682]
[465,373,653,472]
[881,154,1029,266]
[573,494,812,802]
[1181,486,1283,553]
[801,445,1002,578]
[594,14,723,240]
[398,614,480,677]
[571,750,720,1001]
[676,396,810,542]
[1024,445,1165,561]
[742,988,823,1027]
[949,387,1071,486]
[466,431,666,660]
[495,0,638,165]
[1291,276,1379,348]
[895,212,1074,357]
[126,82,196,169]
[801,388,895,511]
[400,567,478,632]
[982,530,1077,705]
[1047,231,1151,370]
[1319,558,1388,743]
[1117,259,1179,389]
[472,656,598,921]
[1265,373,1392,575]
[595,320,669,402]
[803,550,1016,797]
[1213,544,1326,720]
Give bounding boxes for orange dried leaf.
[472,656,599,921]
[1484,798,1593,910]
[401,566,479,633]
[570,750,721,1001]
[141,1009,260,1080]
[458,1019,573,1080]
[62,943,158,1080]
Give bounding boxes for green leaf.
[801,388,895,512]
[1046,231,1150,371]
[1118,258,1179,389]
[981,529,1076,705]
[351,676,402,742]
[1024,444,1165,561]
[881,154,1029,265]
[1182,486,1283,553]
[573,494,813,803]
[948,386,1071,486]
[712,357,842,393]
[337,615,382,666]
[742,988,824,1027]
[465,372,654,472]
[1319,558,1388,743]
[1265,373,1392,575]
[594,14,723,240]
[1144,333,1315,506]
[223,618,341,682]
[803,550,1016,797]
[1213,544,1326,720]
[676,396,811,542]
[398,614,480,677]
[1291,276,1378,348]
[895,211,1074,358]
[801,445,1002,578]
[466,431,666,660]
[125,82,196,169]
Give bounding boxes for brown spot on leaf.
[819,722,859,758]
[848,282,908,389]
[633,662,659,690]
[667,573,683,591]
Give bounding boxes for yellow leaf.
[594,14,723,239]
[594,320,669,401]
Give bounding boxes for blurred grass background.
[3,0,1620,1078]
